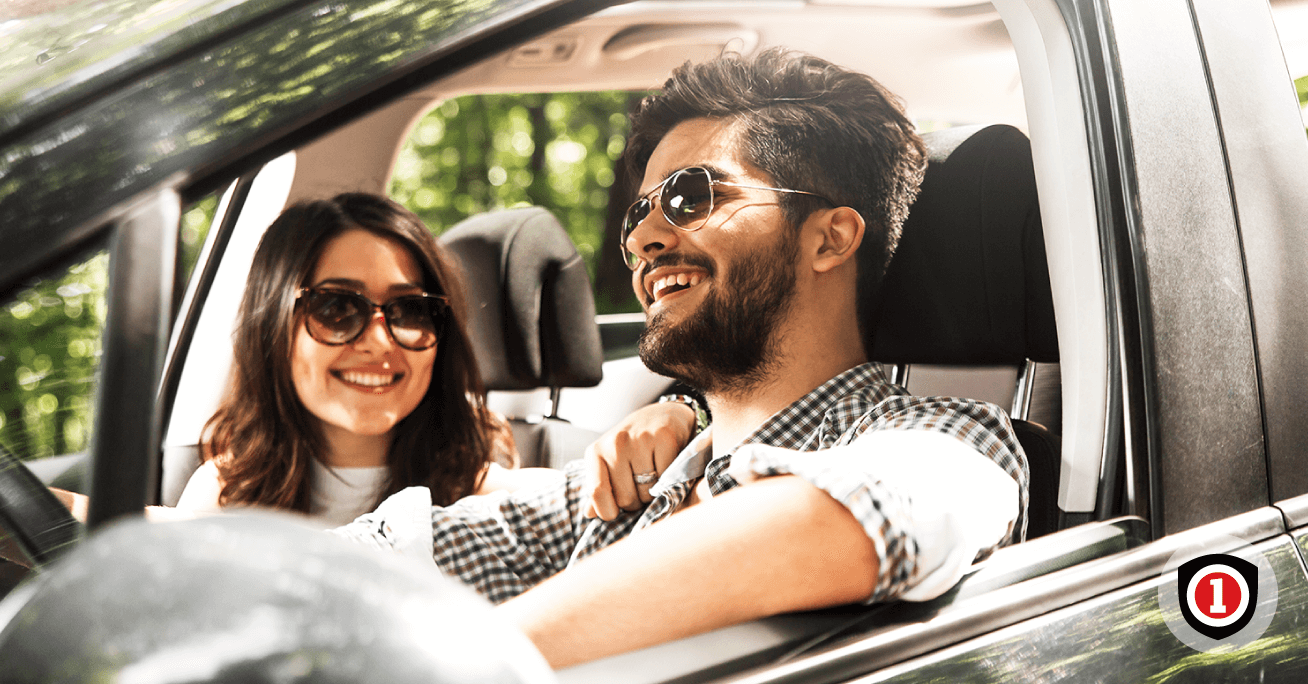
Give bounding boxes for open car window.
[389,91,646,317]
[0,247,108,481]
[0,242,107,595]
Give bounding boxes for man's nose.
[625,209,680,268]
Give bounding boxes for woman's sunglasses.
[619,166,831,270]
[295,287,449,351]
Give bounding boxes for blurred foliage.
[180,194,218,280]
[1296,74,1308,134]
[0,197,215,462]
[0,251,107,461]
[390,91,646,314]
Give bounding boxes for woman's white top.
[308,459,389,527]
[177,459,389,526]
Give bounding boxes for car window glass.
[179,193,219,287]
[0,247,109,466]
[390,92,647,314]
[1271,1,1308,132]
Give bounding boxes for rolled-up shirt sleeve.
[328,485,436,565]
[733,408,1024,603]
[330,462,590,604]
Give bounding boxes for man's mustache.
[642,253,716,276]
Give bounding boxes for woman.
[9,192,692,561]
[177,193,529,525]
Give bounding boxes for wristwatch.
[658,394,710,435]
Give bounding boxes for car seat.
[439,207,606,469]
[870,123,1061,539]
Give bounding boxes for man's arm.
[499,418,1021,668]
[496,475,876,669]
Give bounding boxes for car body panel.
[85,192,178,525]
[560,518,1150,684]
[1188,0,1308,505]
[702,508,1286,684]
[866,534,1308,683]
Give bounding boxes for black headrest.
[440,207,603,391]
[870,124,1058,364]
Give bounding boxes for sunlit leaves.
[0,251,108,461]
[1296,73,1308,134]
[390,91,644,312]
[180,193,217,279]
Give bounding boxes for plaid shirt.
[333,363,1028,605]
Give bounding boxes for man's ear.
[810,207,865,274]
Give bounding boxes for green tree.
[1295,73,1308,133]
[390,91,644,313]
[0,251,107,461]
[0,197,214,462]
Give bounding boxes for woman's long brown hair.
[202,193,494,510]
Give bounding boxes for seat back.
[869,124,1061,538]
[440,207,605,467]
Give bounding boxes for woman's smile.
[292,228,437,441]
[331,368,407,390]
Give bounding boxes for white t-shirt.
[177,459,388,527]
[308,459,389,527]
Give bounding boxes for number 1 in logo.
[1177,554,1258,640]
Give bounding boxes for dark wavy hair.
[624,47,927,351]
[202,193,495,511]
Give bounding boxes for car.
[3,0,1308,680]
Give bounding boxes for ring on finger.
[633,470,658,485]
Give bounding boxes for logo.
[1176,554,1257,640]
[1157,535,1278,653]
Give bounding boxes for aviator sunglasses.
[296,287,449,351]
[620,166,832,270]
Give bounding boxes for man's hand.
[585,402,697,520]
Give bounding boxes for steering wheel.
[0,443,82,568]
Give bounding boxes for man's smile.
[644,267,710,306]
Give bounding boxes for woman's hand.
[0,487,86,568]
[50,487,88,523]
[585,402,697,520]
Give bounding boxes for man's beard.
[637,229,799,396]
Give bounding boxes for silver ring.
[633,471,658,485]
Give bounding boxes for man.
[336,47,1027,668]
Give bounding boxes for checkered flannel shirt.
[332,362,1028,605]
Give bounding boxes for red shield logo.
[1176,553,1258,640]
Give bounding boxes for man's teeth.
[339,371,398,387]
[653,273,704,299]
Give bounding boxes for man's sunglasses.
[295,287,449,351]
[619,166,831,270]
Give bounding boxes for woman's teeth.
[338,370,400,387]
[653,272,704,300]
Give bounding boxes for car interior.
[2,0,1122,599]
[147,107,1123,684]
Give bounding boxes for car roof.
[0,0,302,141]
